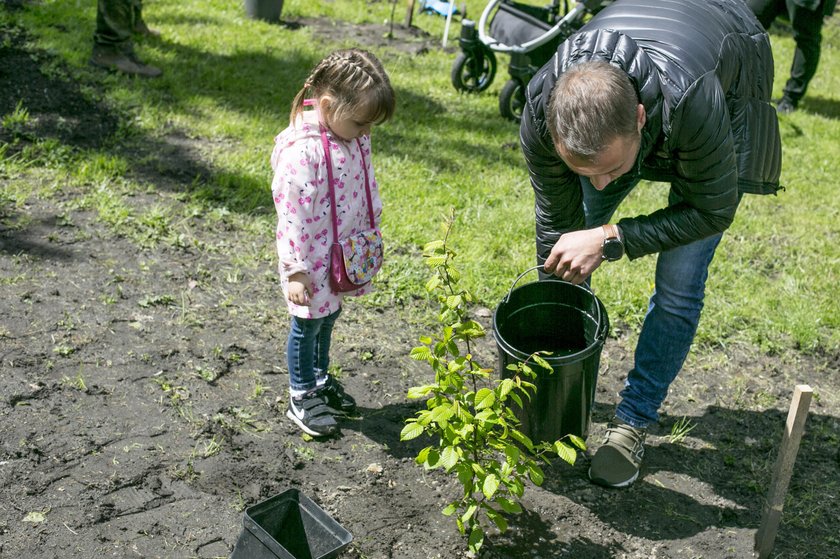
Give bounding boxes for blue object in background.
[419,0,460,17]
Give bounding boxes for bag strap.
[303,99,375,242]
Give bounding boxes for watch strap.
[602,223,620,241]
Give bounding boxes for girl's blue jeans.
[581,177,739,429]
[287,308,342,392]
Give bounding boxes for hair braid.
[290,48,395,126]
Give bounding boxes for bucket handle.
[503,265,602,334]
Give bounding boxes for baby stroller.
[451,0,607,121]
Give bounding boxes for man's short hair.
[547,60,640,161]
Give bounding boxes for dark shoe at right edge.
[776,97,796,115]
[589,417,647,488]
[90,47,162,78]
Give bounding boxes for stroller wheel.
[451,51,496,93]
[499,79,526,122]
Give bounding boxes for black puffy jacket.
[520,0,782,260]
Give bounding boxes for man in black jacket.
[748,0,837,113]
[520,0,782,488]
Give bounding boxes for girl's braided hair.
[290,49,395,126]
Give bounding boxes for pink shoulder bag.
[315,111,383,293]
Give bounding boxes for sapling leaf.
[554,441,577,465]
[423,240,445,252]
[474,387,495,410]
[400,422,424,441]
[417,446,432,463]
[410,346,432,361]
[461,503,478,523]
[531,353,553,373]
[567,434,587,451]
[442,503,457,516]
[425,276,441,292]
[407,384,435,398]
[440,446,459,470]
[424,447,440,468]
[528,463,545,485]
[468,525,485,553]
[482,474,499,499]
[485,507,508,533]
[496,497,522,514]
[426,255,447,267]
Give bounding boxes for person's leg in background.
[131,0,160,37]
[91,0,162,77]
[780,0,825,112]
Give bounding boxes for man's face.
[557,134,641,191]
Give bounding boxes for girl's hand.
[543,227,605,284]
[287,273,311,306]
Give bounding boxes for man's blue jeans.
[287,309,342,392]
[582,177,735,429]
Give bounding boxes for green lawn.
[2,1,838,353]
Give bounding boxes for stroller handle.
[478,0,588,54]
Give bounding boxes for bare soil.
[2,13,839,559]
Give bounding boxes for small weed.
[138,294,176,308]
[212,407,268,435]
[668,416,696,445]
[53,344,77,357]
[2,100,30,139]
[194,366,219,383]
[57,312,77,331]
[61,372,87,391]
[231,490,246,513]
[250,380,269,400]
[201,436,222,458]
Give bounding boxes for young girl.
[271,49,395,436]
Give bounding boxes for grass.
[1,1,838,355]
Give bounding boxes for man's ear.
[636,103,646,132]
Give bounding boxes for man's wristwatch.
[601,224,624,262]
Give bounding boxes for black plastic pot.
[231,489,352,559]
[493,268,608,443]
[245,0,284,22]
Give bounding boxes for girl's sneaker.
[322,376,357,415]
[286,390,339,436]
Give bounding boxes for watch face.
[603,239,624,261]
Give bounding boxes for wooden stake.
[754,384,812,558]
[405,0,416,27]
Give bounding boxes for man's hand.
[287,272,312,306]
[543,227,606,284]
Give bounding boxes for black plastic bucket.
[244,0,284,22]
[231,489,352,559]
[493,267,608,443]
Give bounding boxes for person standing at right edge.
[518,0,782,488]
[90,0,162,78]
[748,0,837,114]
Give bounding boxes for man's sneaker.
[286,390,338,436]
[321,375,357,415]
[588,417,647,488]
[90,47,162,78]
[776,97,796,115]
